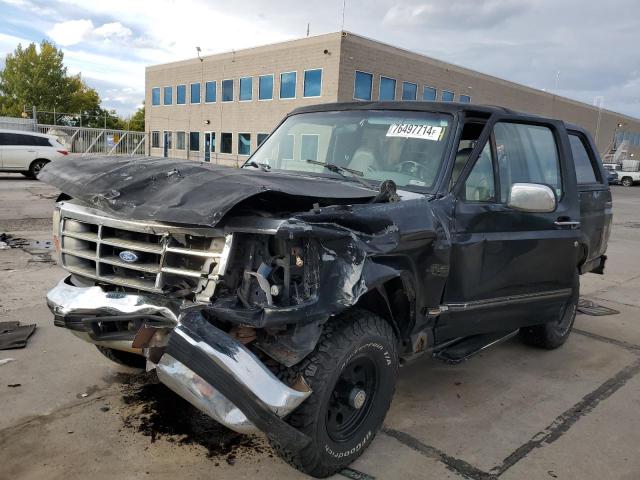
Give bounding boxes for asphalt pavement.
[1,173,639,480]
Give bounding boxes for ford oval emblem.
[119,250,139,263]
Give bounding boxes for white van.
[0,129,69,178]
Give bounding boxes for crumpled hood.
[39,156,378,226]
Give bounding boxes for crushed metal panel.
[38,156,378,227]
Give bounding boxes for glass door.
[204,132,215,162]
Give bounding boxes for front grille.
[57,202,231,295]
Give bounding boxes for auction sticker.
[386,123,443,141]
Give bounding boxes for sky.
[0,0,638,118]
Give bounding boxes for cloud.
[3,0,639,118]
[46,19,94,46]
[94,22,132,42]
[383,0,527,29]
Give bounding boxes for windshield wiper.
[305,159,375,191]
[244,161,271,172]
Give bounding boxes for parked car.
[618,159,640,187]
[41,102,611,478]
[0,129,69,178]
[602,163,620,184]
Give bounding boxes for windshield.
[245,110,453,191]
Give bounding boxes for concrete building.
[145,31,640,165]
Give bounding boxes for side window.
[494,123,561,202]
[569,134,599,184]
[0,133,8,146]
[464,143,496,202]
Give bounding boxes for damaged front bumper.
[46,278,312,448]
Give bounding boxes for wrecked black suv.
[42,102,611,477]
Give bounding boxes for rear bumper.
[46,277,312,448]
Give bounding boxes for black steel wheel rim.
[326,356,379,443]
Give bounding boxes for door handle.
[554,218,580,229]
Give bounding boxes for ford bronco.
[41,102,612,477]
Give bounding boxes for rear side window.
[569,134,599,184]
[494,123,561,202]
[0,133,51,146]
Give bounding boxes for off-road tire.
[621,176,634,187]
[271,309,399,478]
[96,345,146,368]
[27,159,48,179]
[519,271,579,349]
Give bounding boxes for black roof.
[289,101,590,135]
[290,101,518,117]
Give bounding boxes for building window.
[280,134,294,160]
[442,90,455,102]
[190,83,201,104]
[422,85,437,101]
[238,133,251,155]
[151,87,160,106]
[303,69,322,97]
[402,82,417,101]
[239,77,253,101]
[176,84,186,105]
[163,86,172,105]
[280,72,297,99]
[222,79,234,102]
[379,76,396,101]
[176,131,186,150]
[353,71,373,101]
[257,133,269,146]
[151,130,160,148]
[221,133,232,154]
[205,81,216,103]
[259,75,273,100]
[301,134,319,161]
[189,132,200,151]
[459,94,471,103]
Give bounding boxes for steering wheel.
[397,160,426,178]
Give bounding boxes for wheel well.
[29,158,49,170]
[621,176,633,182]
[355,277,414,342]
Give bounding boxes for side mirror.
[507,183,556,213]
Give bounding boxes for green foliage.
[127,105,145,131]
[0,40,100,120]
[0,40,141,131]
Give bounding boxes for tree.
[0,40,100,121]
[127,105,145,131]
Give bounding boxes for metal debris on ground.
[577,298,620,316]
[7,383,21,387]
[339,467,376,480]
[0,321,37,349]
[0,357,15,366]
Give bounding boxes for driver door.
[437,117,581,341]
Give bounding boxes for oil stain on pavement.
[117,371,271,466]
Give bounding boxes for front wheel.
[28,159,48,179]
[519,271,579,349]
[272,309,399,478]
[621,176,634,187]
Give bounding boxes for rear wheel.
[272,309,398,478]
[621,176,634,187]
[28,159,48,179]
[96,346,146,368]
[519,271,579,349]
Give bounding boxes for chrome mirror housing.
[507,183,557,213]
